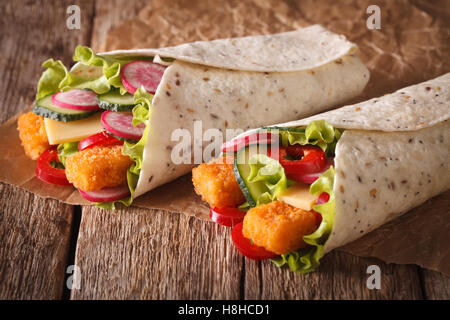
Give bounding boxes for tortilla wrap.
[231,72,450,253]
[89,25,369,198]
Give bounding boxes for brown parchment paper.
[1,0,449,274]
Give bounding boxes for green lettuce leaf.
[36,59,68,99]
[130,88,153,126]
[263,120,341,156]
[271,166,336,273]
[122,88,153,199]
[259,120,340,273]
[94,196,133,210]
[247,154,294,206]
[57,141,79,167]
[35,46,156,210]
[123,125,149,195]
[72,45,135,95]
[36,45,151,99]
[238,202,250,211]
[93,88,152,210]
[36,58,112,99]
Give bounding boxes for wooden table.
[0,0,449,300]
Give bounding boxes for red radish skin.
[101,110,146,141]
[121,60,166,94]
[52,89,100,111]
[316,192,330,204]
[78,185,130,202]
[221,132,278,153]
[313,193,330,226]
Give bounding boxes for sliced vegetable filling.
[36,147,72,186]
[22,45,167,208]
[98,89,136,112]
[121,60,167,94]
[192,120,342,273]
[52,89,100,111]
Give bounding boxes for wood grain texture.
[244,251,422,300]
[1,0,448,300]
[0,0,94,299]
[72,204,427,300]
[71,207,243,299]
[69,0,447,301]
[74,0,245,301]
[0,0,94,123]
[0,183,73,299]
[420,269,450,300]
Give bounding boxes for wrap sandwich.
[17,25,369,208]
[192,73,450,273]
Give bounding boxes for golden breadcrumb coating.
[65,145,133,191]
[18,112,50,160]
[192,155,245,208]
[242,201,317,255]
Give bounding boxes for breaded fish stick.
[65,145,132,191]
[18,112,50,160]
[243,201,317,255]
[192,155,245,208]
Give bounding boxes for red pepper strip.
[269,145,327,175]
[285,157,334,185]
[210,207,246,228]
[78,131,123,151]
[231,222,278,260]
[35,147,71,186]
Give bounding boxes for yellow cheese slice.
[278,183,318,211]
[44,113,104,145]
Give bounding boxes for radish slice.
[222,132,278,153]
[52,89,100,111]
[121,60,166,94]
[101,110,146,141]
[289,158,334,184]
[79,185,130,202]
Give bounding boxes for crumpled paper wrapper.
[1,0,449,274]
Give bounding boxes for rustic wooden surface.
[0,0,449,300]
[0,0,94,299]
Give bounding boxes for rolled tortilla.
[94,25,369,197]
[231,72,450,255]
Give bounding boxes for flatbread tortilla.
[232,72,450,253]
[101,25,358,72]
[98,25,370,197]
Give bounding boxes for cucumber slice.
[98,90,135,112]
[233,145,270,208]
[105,130,139,144]
[33,95,97,122]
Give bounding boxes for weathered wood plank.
[244,251,423,299]
[82,0,429,300]
[420,269,450,300]
[0,0,95,123]
[0,0,94,299]
[0,183,73,299]
[71,207,243,299]
[74,0,244,301]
